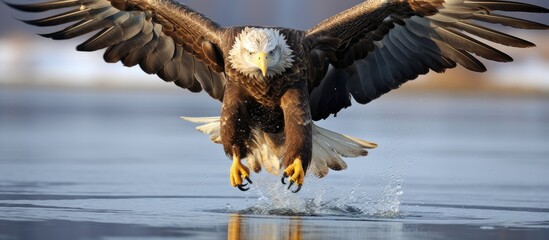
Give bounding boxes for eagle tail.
[181,116,377,177]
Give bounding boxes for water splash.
[240,175,319,216]
[237,172,404,218]
[375,180,403,217]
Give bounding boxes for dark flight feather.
[306,0,547,120]
[9,0,226,101]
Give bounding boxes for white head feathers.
[228,27,294,79]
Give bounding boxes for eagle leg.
[230,153,253,191]
[281,158,305,193]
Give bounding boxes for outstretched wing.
[307,0,548,120]
[7,0,227,100]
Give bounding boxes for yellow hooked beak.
[256,52,268,77]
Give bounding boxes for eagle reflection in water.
[228,214,302,240]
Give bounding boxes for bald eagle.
[8,0,548,193]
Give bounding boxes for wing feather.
[122,25,161,67]
[158,46,184,82]
[438,21,535,48]
[141,31,175,74]
[372,50,394,94]
[307,0,548,120]
[193,59,213,94]
[432,39,483,71]
[78,12,145,52]
[6,0,93,12]
[104,30,153,63]
[464,0,548,12]
[471,13,548,29]
[382,37,417,79]
[40,11,129,40]
[8,0,227,100]
[176,50,198,89]
[22,8,92,26]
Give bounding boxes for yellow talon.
[230,154,252,190]
[283,158,305,186]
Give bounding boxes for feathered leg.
[280,83,313,193]
[221,83,253,191]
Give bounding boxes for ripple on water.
[221,175,404,218]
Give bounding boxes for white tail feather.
[247,130,283,175]
[181,116,222,143]
[182,116,377,177]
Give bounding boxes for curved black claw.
[236,177,252,191]
[291,185,302,193]
[286,180,302,193]
[237,184,249,191]
[287,180,294,190]
[245,176,253,185]
[281,172,288,185]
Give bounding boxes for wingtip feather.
[4,0,82,12]
[465,0,549,13]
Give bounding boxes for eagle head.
[228,27,294,79]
